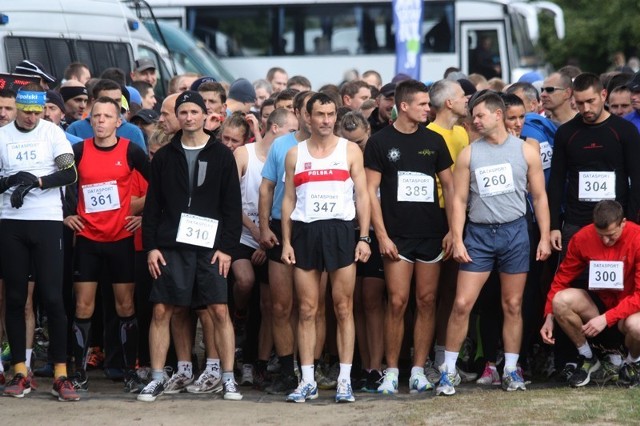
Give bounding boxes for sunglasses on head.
[540,86,565,94]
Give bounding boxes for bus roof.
[144,0,520,6]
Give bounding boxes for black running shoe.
[71,370,89,391]
[265,374,297,395]
[124,370,146,393]
[569,355,600,388]
[619,361,640,387]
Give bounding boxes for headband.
[16,90,46,112]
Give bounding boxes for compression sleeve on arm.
[40,153,78,189]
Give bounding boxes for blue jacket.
[67,117,147,153]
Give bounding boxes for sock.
[577,343,593,359]
[151,369,165,382]
[444,351,459,373]
[177,361,193,378]
[119,315,139,371]
[386,367,399,377]
[411,366,424,377]
[338,363,351,383]
[609,354,623,366]
[14,362,28,376]
[25,349,33,369]
[53,363,67,379]
[435,345,445,366]
[206,358,221,375]
[625,353,640,364]
[279,354,295,377]
[72,317,92,370]
[504,353,519,370]
[301,364,314,384]
[222,371,234,383]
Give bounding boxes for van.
[0,0,172,96]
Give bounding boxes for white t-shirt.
[0,120,73,221]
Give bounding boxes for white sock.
[504,353,519,370]
[386,367,399,377]
[609,354,623,366]
[338,363,351,383]
[411,366,424,377]
[625,353,640,364]
[206,358,221,375]
[0,357,4,373]
[177,361,193,378]
[444,351,459,373]
[25,349,33,369]
[301,364,314,384]
[577,343,593,359]
[435,345,445,366]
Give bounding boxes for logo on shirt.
[115,160,123,167]
[331,161,343,167]
[584,142,603,150]
[387,148,401,162]
[304,162,312,170]
[418,149,435,156]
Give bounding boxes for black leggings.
[1,220,68,365]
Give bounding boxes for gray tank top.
[468,134,528,224]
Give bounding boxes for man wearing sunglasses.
[540,73,576,125]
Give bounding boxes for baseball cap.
[457,79,477,97]
[628,72,640,92]
[134,58,156,73]
[228,78,257,103]
[380,83,396,98]
[190,76,217,91]
[131,108,159,124]
[14,59,56,84]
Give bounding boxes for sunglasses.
[540,86,566,94]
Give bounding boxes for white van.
[0,0,172,95]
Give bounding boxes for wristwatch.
[359,236,372,244]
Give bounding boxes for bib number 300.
[176,213,219,248]
[588,260,623,291]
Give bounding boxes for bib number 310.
[176,213,219,248]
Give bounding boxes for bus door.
[460,21,508,81]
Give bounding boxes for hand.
[442,231,454,260]
[8,171,39,187]
[63,215,85,232]
[453,240,472,263]
[124,215,142,232]
[378,236,399,261]
[205,113,224,131]
[259,227,279,250]
[245,113,261,139]
[211,250,232,278]
[147,249,166,279]
[251,248,267,266]
[355,241,371,263]
[536,239,552,261]
[582,314,607,338]
[540,314,555,345]
[281,244,296,266]
[10,183,37,208]
[550,230,562,251]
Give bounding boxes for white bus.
[143,0,565,87]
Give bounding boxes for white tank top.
[240,143,263,249]
[291,138,355,223]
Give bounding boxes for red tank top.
[77,138,133,242]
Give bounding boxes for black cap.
[45,90,66,113]
[131,108,160,124]
[175,90,207,113]
[190,76,217,91]
[628,72,640,92]
[457,78,477,96]
[380,82,396,98]
[14,59,56,84]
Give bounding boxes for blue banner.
[393,0,423,80]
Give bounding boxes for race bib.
[578,172,615,201]
[588,260,623,291]
[305,191,343,220]
[176,213,218,248]
[397,171,434,203]
[475,163,515,197]
[539,142,552,170]
[7,142,45,170]
[82,181,121,213]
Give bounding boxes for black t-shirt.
[364,124,453,238]
[548,113,640,228]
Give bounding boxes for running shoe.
[71,370,89,391]
[27,369,37,390]
[3,373,31,398]
[315,366,337,390]
[286,380,318,403]
[476,362,501,386]
[591,360,620,385]
[0,371,5,387]
[364,369,382,393]
[619,361,640,387]
[435,365,460,397]
[52,376,80,401]
[163,371,194,394]
[87,347,105,370]
[457,365,478,383]
[569,355,601,388]
[124,370,146,393]
[554,363,577,383]
[424,359,441,385]
[502,367,526,391]
[186,369,222,394]
[265,374,297,395]
[240,364,254,386]
[137,379,165,402]
[377,370,399,394]
[266,354,281,373]
[409,371,433,393]
[335,379,355,403]
[223,379,243,401]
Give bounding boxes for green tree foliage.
[538,0,640,73]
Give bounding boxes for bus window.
[283,5,357,55]
[468,30,502,79]
[423,3,454,53]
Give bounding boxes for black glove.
[10,183,37,209]
[7,171,39,187]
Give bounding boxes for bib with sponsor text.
[578,171,615,202]
[588,260,623,291]
[474,163,515,197]
[397,171,434,203]
[176,213,219,248]
[82,181,121,213]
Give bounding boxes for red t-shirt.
[544,221,640,327]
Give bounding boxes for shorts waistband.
[469,216,525,229]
